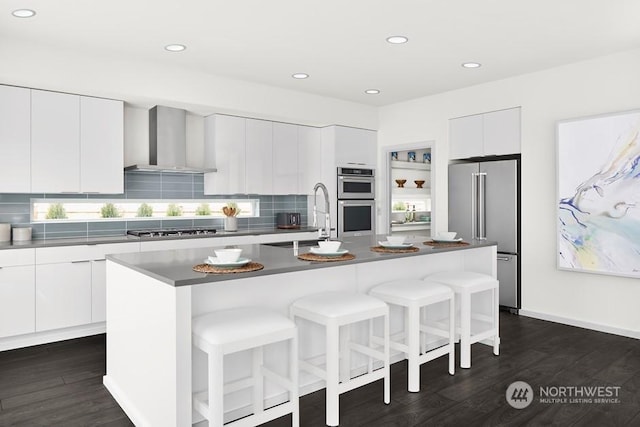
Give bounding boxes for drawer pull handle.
[71,260,91,264]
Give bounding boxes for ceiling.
[2,0,640,107]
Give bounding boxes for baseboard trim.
[519,310,639,340]
[0,323,106,351]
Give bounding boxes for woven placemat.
[193,262,264,274]
[423,240,470,248]
[297,252,356,262]
[370,246,420,254]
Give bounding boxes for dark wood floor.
[0,313,638,426]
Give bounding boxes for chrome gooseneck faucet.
[313,182,331,240]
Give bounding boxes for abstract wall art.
[557,109,640,278]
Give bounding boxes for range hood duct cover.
[125,105,216,173]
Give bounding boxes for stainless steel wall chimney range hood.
[125,106,216,173]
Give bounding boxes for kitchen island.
[103,236,497,427]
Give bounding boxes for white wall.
[378,49,640,338]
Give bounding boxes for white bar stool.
[424,271,500,369]
[290,291,390,427]
[192,307,299,427]
[369,279,455,392]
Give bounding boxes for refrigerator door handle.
[471,173,478,240]
[478,172,487,240]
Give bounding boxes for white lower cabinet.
[91,260,107,323]
[90,242,139,323]
[1,233,315,348]
[36,260,92,332]
[0,248,36,339]
[0,265,35,338]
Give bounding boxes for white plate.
[309,247,349,257]
[432,238,463,243]
[378,241,414,249]
[205,257,251,267]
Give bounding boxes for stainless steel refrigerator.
[448,158,520,310]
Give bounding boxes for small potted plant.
[100,203,122,218]
[166,203,183,217]
[222,202,241,231]
[195,203,212,216]
[46,203,67,220]
[136,203,154,218]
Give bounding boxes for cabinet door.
[483,107,521,156]
[449,114,483,159]
[36,262,91,331]
[273,122,298,194]
[298,125,322,195]
[0,265,35,338]
[31,90,81,193]
[334,126,377,167]
[245,119,273,194]
[0,85,31,193]
[91,259,107,322]
[80,97,124,193]
[91,242,139,323]
[204,115,246,194]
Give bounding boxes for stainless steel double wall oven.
[337,167,376,237]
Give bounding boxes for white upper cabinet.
[31,89,81,193]
[204,114,247,194]
[449,107,521,159]
[2,85,124,194]
[483,107,521,156]
[80,97,124,193]
[332,125,377,168]
[205,114,323,195]
[297,125,322,195]
[0,85,31,193]
[204,121,378,195]
[449,113,483,159]
[273,122,298,194]
[245,118,273,194]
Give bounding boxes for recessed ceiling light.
[462,62,482,68]
[164,44,186,52]
[365,89,380,95]
[292,73,309,79]
[386,36,408,44]
[12,9,36,18]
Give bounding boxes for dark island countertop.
[106,235,497,287]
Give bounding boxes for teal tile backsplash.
[0,171,308,239]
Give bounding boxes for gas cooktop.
[126,228,217,238]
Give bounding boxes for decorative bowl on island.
[436,231,457,240]
[214,248,243,263]
[318,240,342,252]
[385,235,407,246]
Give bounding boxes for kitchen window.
[31,199,260,222]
